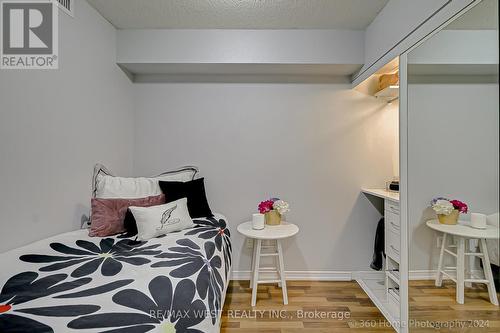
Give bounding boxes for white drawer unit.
[360,189,403,331]
[384,199,400,263]
[386,256,400,283]
[384,198,401,325]
[387,287,400,318]
[386,228,401,262]
[385,200,400,228]
[386,210,400,234]
[385,199,400,214]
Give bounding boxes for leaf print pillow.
[129,198,194,240]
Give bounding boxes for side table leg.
[277,240,288,305]
[251,239,262,307]
[456,237,465,304]
[250,239,257,287]
[436,233,447,287]
[274,240,282,287]
[479,239,499,305]
[465,239,473,288]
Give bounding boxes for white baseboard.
[230,270,352,281]
[409,270,436,280]
[230,269,483,282]
[353,270,438,281]
[409,269,483,280]
[352,270,384,280]
[354,270,474,281]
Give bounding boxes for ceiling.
[86,0,388,30]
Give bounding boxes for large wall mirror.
[407,0,499,329]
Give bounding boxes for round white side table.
[237,221,299,306]
[426,219,499,305]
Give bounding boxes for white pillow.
[486,213,499,266]
[92,164,198,199]
[129,198,194,241]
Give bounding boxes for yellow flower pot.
[438,210,459,225]
[265,210,281,225]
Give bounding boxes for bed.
[0,214,231,333]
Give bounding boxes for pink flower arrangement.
[258,197,290,214]
[258,200,275,214]
[431,197,468,215]
[450,200,468,214]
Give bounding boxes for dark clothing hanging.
[493,264,500,290]
[480,261,500,290]
[370,218,385,271]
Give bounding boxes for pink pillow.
[89,194,165,237]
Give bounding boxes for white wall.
[117,29,364,65]
[409,30,498,65]
[133,83,399,272]
[408,83,499,271]
[0,1,135,252]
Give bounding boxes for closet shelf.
[356,275,400,327]
[387,270,400,284]
[361,188,400,202]
[118,63,363,83]
[374,85,399,102]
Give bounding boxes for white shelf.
[356,276,400,332]
[374,85,399,102]
[387,270,400,284]
[361,188,399,202]
[386,252,400,264]
[121,63,364,83]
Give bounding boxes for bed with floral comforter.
[0,214,231,333]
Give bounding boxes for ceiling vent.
[56,0,74,17]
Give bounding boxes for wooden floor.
[409,280,500,332]
[221,280,499,333]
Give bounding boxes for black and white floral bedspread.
[0,214,231,333]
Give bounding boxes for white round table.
[237,222,299,306]
[426,219,499,305]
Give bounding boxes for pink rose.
[258,200,274,214]
[450,200,468,214]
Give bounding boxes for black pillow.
[159,178,213,218]
[122,209,138,236]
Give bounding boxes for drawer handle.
[390,245,400,255]
[389,208,399,214]
[390,222,400,230]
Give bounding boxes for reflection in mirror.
[408,0,499,330]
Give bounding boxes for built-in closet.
[352,1,498,332]
[354,58,406,332]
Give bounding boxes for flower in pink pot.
[258,200,274,214]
